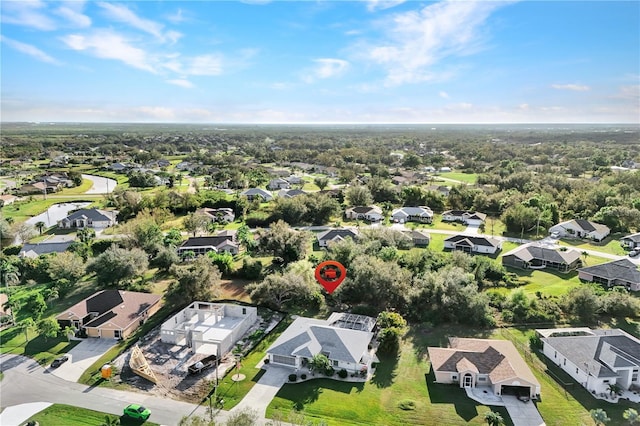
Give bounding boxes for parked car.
[124,404,151,421]
[550,231,560,239]
[50,355,69,368]
[629,249,639,257]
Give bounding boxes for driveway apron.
[503,395,546,426]
[231,365,291,417]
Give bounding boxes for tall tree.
[184,212,210,237]
[87,246,149,288]
[37,318,60,341]
[34,221,46,235]
[48,252,85,285]
[258,220,311,264]
[314,177,329,190]
[168,256,222,305]
[345,185,373,206]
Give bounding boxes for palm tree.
[99,415,120,426]
[590,408,611,425]
[63,325,77,342]
[607,383,621,397]
[484,410,504,426]
[18,318,35,344]
[582,250,590,265]
[0,259,20,287]
[35,221,46,235]
[623,408,639,425]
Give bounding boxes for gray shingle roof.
[541,331,640,379]
[444,234,500,248]
[621,233,640,243]
[65,209,114,222]
[317,228,358,242]
[21,241,72,256]
[507,245,581,264]
[578,259,640,284]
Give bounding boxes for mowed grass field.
[440,172,479,184]
[28,404,159,426]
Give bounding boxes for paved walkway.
[503,395,546,426]
[0,402,52,426]
[231,365,291,417]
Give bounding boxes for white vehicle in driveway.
[629,249,639,257]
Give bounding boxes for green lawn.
[557,235,628,256]
[419,217,467,232]
[57,178,94,195]
[1,196,102,223]
[441,172,479,184]
[267,326,512,426]
[27,404,159,426]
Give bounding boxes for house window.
[603,380,610,383]
[563,359,566,366]
[554,351,557,358]
[452,374,458,380]
[478,377,486,382]
[242,307,246,315]
[333,360,339,367]
[114,330,121,339]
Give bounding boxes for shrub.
[398,400,416,411]
[338,369,348,378]
[288,374,297,382]
[324,367,335,377]
[2,245,21,256]
[263,358,270,364]
[301,374,307,380]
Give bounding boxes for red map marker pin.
[315,260,346,294]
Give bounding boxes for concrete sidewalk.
[0,402,52,426]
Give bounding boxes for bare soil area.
[111,308,282,403]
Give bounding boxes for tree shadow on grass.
[24,335,78,357]
[275,378,364,411]
[370,349,399,388]
[424,368,479,423]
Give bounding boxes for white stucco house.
[441,210,487,226]
[428,338,541,399]
[391,206,434,224]
[549,219,611,242]
[345,206,383,222]
[161,302,258,356]
[316,228,359,247]
[443,235,502,254]
[240,188,273,202]
[620,232,640,249]
[266,313,378,374]
[538,328,640,397]
[268,178,291,190]
[58,208,118,229]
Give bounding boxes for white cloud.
[360,1,510,86]
[304,58,350,83]
[55,4,91,28]
[187,54,223,76]
[1,35,61,64]
[439,91,449,99]
[97,2,181,43]
[551,84,590,91]
[61,30,157,73]
[366,0,406,12]
[166,79,194,88]
[612,85,640,100]
[1,0,57,31]
[167,8,188,24]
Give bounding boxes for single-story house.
[278,189,307,198]
[177,234,239,257]
[443,235,502,254]
[16,181,48,195]
[110,162,130,172]
[538,328,640,396]
[58,209,118,229]
[502,244,582,273]
[428,338,541,399]
[391,206,434,224]
[620,233,640,249]
[161,302,257,356]
[266,313,378,374]
[0,194,18,206]
[317,228,359,247]
[196,207,235,223]
[56,290,162,339]
[287,175,303,184]
[19,241,73,259]
[345,206,383,222]
[407,229,430,247]
[578,259,640,291]
[268,178,291,190]
[549,219,611,242]
[442,210,487,226]
[439,167,452,172]
[240,188,273,202]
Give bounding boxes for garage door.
[272,355,296,366]
[501,385,531,398]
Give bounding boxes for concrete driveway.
[503,395,546,426]
[49,338,117,382]
[231,365,291,417]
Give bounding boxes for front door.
[463,374,473,388]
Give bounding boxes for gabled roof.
[267,315,375,364]
[347,206,382,214]
[541,329,640,378]
[278,189,307,198]
[391,206,433,217]
[444,234,501,248]
[620,232,640,243]
[64,209,115,222]
[179,236,237,249]
[504,245,581,264]
[407,230,430,240]
[241,188,273,199]
[555,219,610,235]
[56,290,161,330]
[579,259,640,284]
[20,241,72,257]
[317,228,358,242]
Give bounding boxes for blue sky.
[1,0,638,123]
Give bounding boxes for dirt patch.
[111,307,282,403]
[219,279,252,302]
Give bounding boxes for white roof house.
[240,188,273,202]
[391,206,434,224]
[549,220,610,242]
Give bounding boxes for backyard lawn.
[440,172,479,184]
[558,235,628,256]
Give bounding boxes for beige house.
[428,338,541,399]
[56,290,162,339]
